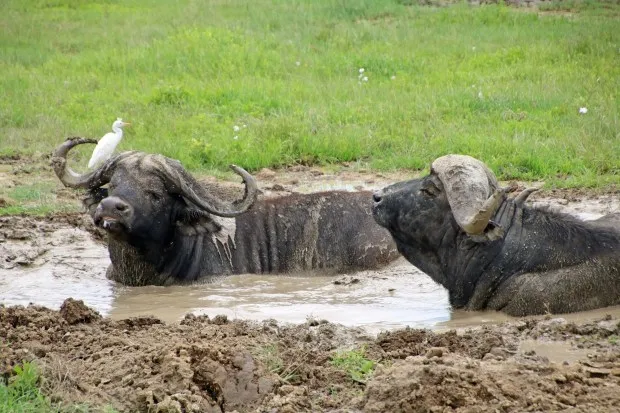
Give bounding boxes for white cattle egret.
[88,118,131,169]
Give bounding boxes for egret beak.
[122,122,131,127]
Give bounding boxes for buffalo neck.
[436,198,518,308]
[107,237,166,285]
[468,201,620,310]
[157,227,236,282]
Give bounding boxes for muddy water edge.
[1,163,620,411]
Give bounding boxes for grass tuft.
[331,346,376,384]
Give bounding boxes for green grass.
[331,346,376,384]
[0,362,119,413]
[0,204,80,217]
[0,0,618,187]
[1,362,51,413]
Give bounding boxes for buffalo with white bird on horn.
[51,138,400,286]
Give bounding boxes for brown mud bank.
[2,299,620,412]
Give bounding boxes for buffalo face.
[374,154,507,248]
[92,164,177,242]
[372,175,453,251]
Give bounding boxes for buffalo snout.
[94,196,132,233]
[372,189,390,228]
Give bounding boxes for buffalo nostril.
[373,192,382,203]
[115,202,128,212]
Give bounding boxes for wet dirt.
[1,156,620,411]
[2,301,620,412]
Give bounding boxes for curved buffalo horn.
[513,187,539,207]
[51,137,102,188]
[51,137,128,189]
[162,160,258,218]
[431,154,503,236]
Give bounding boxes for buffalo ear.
[176,207,223,236]
[83,188,108,217]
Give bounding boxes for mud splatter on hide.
[211,216,236,267]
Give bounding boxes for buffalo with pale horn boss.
[372,154,620,316]
[52,138,399,286]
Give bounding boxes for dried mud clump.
[376,326,506,360]
[59,298,101,324]
[1,302,620,412]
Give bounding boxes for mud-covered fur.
[78,153,398,286]
[373,168,620,316]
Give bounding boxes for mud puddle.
[518,339,593,364]
[0,214,453,332]
[0,216,452,332]
[109,264,450,333]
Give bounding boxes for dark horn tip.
[66,137,98,144]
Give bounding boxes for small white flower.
[478,91,483,99]
[391,75,396,80]
[243,124,247,128]
[579,107,588,114]
[295,61,301,66]
[233,125,240,132]
[363,76,368,82]
[233,135,239,140]
[359,68,365,74]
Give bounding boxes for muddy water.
[518,339,592,364]
[109,263,450,333]
[4,224,620,335]
[0,221,453,332]
[0,226,114,313]
[0,240,452,333]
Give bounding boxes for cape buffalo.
[372,154,620,316]
[52,138,399,286]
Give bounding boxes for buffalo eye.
[420,181,440,197]
[147,191,162,202]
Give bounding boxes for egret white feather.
[88,118,130,169]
